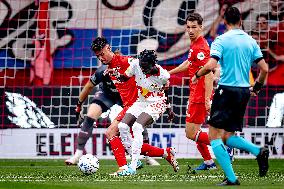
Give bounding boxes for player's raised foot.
[256,147,269,177]
[194,162,217,171]
[65,150,83,165]
[145,156,160,166]
[127,160,144,170]
[216,178,240,186]
[65,155,81,165]
[109,165,128,176]
[164,147,179,172]
[117,166,136,176]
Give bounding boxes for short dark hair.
[224,6,241,25]
[91,37,108,52]
[256,13,268,21]
[186,12,203,25]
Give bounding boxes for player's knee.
[132,122,144,134]
[105,127,117,140]
[185,128,195,140]
[118,122,129,133]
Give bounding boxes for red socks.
[196,141,212,160]
[109,136,127,167]
[141,143,164,157]
[195,131,212,161]
[195,131,210,145]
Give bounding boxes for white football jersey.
[125,58,170,99]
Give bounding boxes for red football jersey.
[187,36,210,103]
[108,54,138,107]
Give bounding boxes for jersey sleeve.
[210,37,223,60]
[90,68,103,85]
[157,65,170,85]
[124,58,137,77]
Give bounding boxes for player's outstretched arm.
[168,60,189,75]
[76,80,95,121]
[192,57,218,83]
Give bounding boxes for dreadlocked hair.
[139,49,157,65]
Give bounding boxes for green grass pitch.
[0,159,283,189]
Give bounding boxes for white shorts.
[126,97,167,121]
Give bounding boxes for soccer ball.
[77,154,99,174]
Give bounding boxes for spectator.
[268,11,284,71]
[206,3,229,46]
[266,0,284,27]
[255,14,269,50]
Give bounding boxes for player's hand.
[117,74,130,82]
[166,108,175,122]
[213,76,219,90]
[75,102,83,121]
[250,81,263,97]
[249,87,258,97]
[104,68,115,76]
[205,99,211,113]
[191,75,198,84]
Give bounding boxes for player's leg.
[209,126,239,185]
[222,87,269,177]
[65,103,102,165]
[136,99,179,172]
[105,119,128,170]
[185,103,215,170]
[207,86,241,185]
[142,129,160,166]
[118,113,136,156]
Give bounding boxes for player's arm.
[192,38,221,83]
[75,80,96,121]
[250,40,269,96]
[251,58,268,96]
[168,60,189,74]
[204,71,214,112]
[163,81,175,122]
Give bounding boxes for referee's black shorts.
[91,90,122,113]
[207,85,250,132]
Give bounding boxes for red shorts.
[186,103,206,124]
[115,106,130,121]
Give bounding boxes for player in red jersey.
[169,13,217,170]
[91,37,177,175]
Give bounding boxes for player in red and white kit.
[169,13,217,170]
[91,37,177,175]
[112,50,179,175]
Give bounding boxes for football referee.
[192,7,269,186]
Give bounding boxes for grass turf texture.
[0,159,283,189]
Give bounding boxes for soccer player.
[168,13,217,170]
[64,65,128,168]
[65,64,160,168]
[91,37,177,175]
[112,49,179,176]
[192,7,269,185]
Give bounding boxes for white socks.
[118,122,133,155]
[130,122,144,171]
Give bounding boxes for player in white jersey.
[112,49,178,176]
